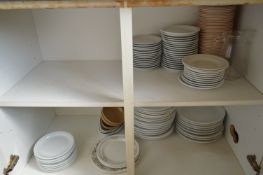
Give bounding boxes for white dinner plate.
[96,135,140,169]
[160,25,200,37]
[183,54,229,71]
[34,131,75,160]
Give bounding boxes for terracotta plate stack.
[198,6,236,56]
[99,107,124,135]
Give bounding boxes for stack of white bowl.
[91,135,140,174]
[176,107,225,143]
[133,35,162,69]
[179,54,229,89]
[33,131,77,172]
[135,107,176,140]
[160,25,200,70]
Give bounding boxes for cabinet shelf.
[0,61,123,107]
[21,115,244,175]
[134,69,263,107]
[136,134,244,175]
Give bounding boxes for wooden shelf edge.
[127,0,263,7]
[1,0,263,9]
[0,0,124,10]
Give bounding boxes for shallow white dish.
[133,35,161,44]
[183,54,229,71]
[96,135,140,169]
[136,125,174,140]
[160,25,200,37]
[178,106,225,125]
[34,131,75,160]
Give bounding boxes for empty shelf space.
[136,135,244,175]
[134,69,263,106]
[0,61,123,107]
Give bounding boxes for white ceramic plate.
[178,73,225,90]
[183,54,229,71]
[34,131,75,160]
[96,135,139,169]
[177,106,225,125]
[133,35,161,44]
[160,25,200,37]
[136,125,174,140]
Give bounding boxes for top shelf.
[0,0,263,10]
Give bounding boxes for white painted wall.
[237,4,263,92]
[0,11,53,175]
[133,6,198,35]
[32,8,121,60]
[225,4,263,175]
[55,107,101,116]
[0,10,42,96]
[0,108,55,175]
[32,7,198,61]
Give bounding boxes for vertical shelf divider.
[120,8,135,175]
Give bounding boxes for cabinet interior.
[0,5,263,175]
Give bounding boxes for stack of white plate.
[91,135,140,174]
[133,35,162,69]
[179,54,229,89]
[160,25,200,70]
[135,107,176,140]
[33,131,77,172]
[176,107,225,143]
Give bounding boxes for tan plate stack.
[198,6,236,57]
[100,107,124,135]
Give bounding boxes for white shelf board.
[0,61,123,107]
[134,68,263,107]
[136,134,244,175]
[21,115,244,175]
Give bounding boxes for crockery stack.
[91,135,140,174]
[179,54,229,89]
[199,6,236,56]
[160,25,200,70]
[99,107,124,135]
[133,35,162,69]
[135,107,176,140]
[34,131,77,172]
[176,107,225,143]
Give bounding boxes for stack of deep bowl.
[176,107,226,143]
[179,54,229,89]
[99,107,124,135]
[198,6,236,56]
[33,131,77,172]
[133,35,162,69]
[135,107,176,140]
[160,25,200,70]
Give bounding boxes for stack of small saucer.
[176,107,225,143]
[179,54,229,90]
[135,107,176,140]
[34,131,77,172]
[99,107,124,135]
[160,25,200,70]
[133,35,162,69]
[199,6,236,56]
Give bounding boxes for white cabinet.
[0,2,263,175]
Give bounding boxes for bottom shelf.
[21,115,244,175]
